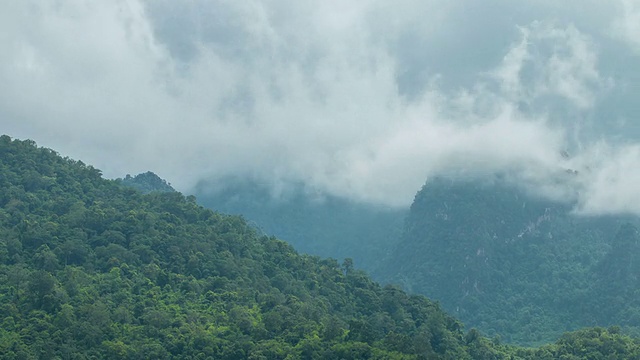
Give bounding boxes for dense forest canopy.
[1,135,640,359]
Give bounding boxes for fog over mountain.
[2,1,639,213]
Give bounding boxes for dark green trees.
[0,136,475,359]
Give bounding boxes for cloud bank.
[1,0,639,214]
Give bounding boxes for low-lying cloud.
[1,1,639,215]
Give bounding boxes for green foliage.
[0,136,475,359]
[530,327,640,359]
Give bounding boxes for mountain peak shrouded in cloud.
[1,0,640,214]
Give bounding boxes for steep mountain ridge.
[380,176,639,345]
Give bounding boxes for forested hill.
[2,135,640,359]
[379,177,640,346]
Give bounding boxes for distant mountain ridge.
[378,176,640,345]
[193,178,406,274]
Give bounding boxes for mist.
[1,0,639,214]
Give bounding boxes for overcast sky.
[1,0,640,214]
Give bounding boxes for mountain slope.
[0,135,505,359]
[380,176,638,345]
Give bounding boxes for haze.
[1,0,639,214]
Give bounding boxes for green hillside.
[380,177,640,345]
[0,136,494,359]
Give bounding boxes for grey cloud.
[570,143,640,215]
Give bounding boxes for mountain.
[379,176,640,345]
[193,179,406,274]
[4,135,640,359]
[0,135,503,359]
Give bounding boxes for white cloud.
[0,0,639,214]
[572,143,640,215]
[492,22,608,110]
[612,0,640,53]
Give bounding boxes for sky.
[1,0,640,215]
